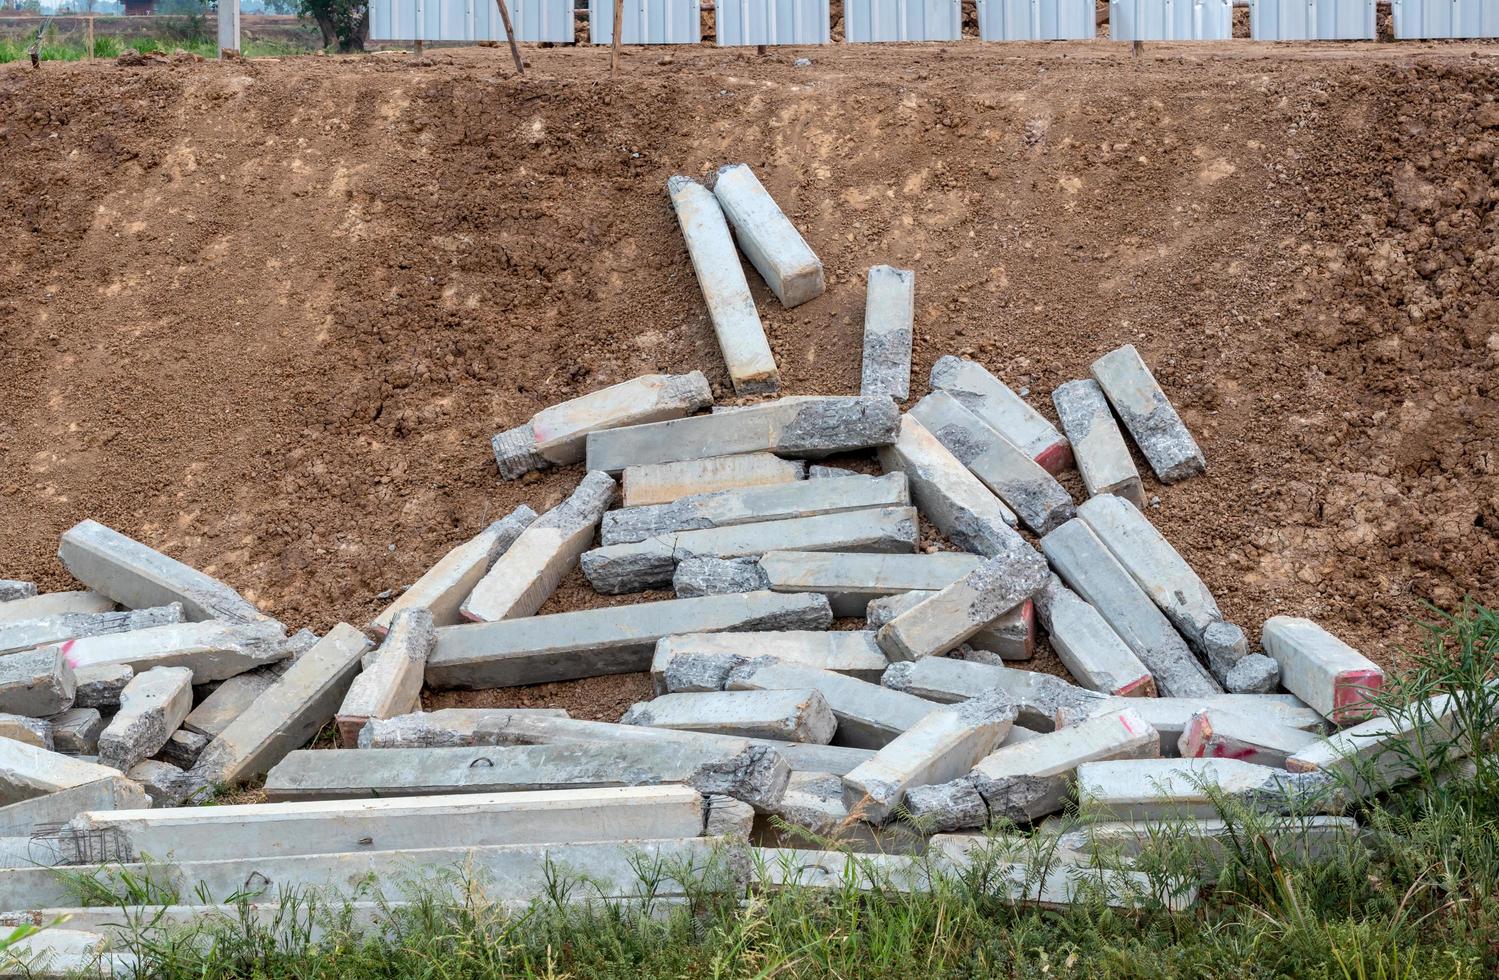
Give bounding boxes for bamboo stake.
[610,0,623,77]
[495,0,525,75]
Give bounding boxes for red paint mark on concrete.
[60,639,78,668]
[1033,441,1074,478]
[1118,713,1139,735]
[1333,669,1385,723]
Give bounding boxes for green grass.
[32,600,1499,979]
[0,34,309,63]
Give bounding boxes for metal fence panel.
[1109,0,1232,37]
[845,0,962,41]
[590,0,702,42]
[716,0,831,44]
[1249,0,1375,37]
[1392,0,1499,36]
[976,0,1094,39]
[369,0,574,42]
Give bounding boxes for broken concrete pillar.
[1286,691,1465,795]
[881,658,1106,732]
[0,590,114,624]
[72,663,131,709]
[0,603,184,657]
[867,591,1033,661]
[902,707,1159,831]
[910,391,1076,535]
[1034,576,1154,697]
[492,372,713,479]
[622,690,837,744]
[673,557,769,597]
[370,505,538,635]
[725,659,938,749]
[1179,709,1318,768]
[69,784,708,862]
[57,520,272,626]
[183,670,278,739]
[125,758,191,806]
[0,646,75,716]
[583,506,919,594]
[1041,519,1220,698]
[929,356,1071,475]
[705,794,756,839]
[96,665,193,771]
[0,739,123,806]
[426,590,832,689]
[157,728,209,770]
[0,776,148,838]
[651,631,887,693]
[586,396,899,473]
[1084,693,1324,754]
[601,473,909,546]
[769,770,853,838]
[51,619,288,682]
[265,739,790,811]
[759,550,982,617]
[843,690,1015,824]
[860,265,914,401]
[875,547,1049,662]
[712,163,825,308]
[1089,344,1205,483]
[1077,758,1337,821]
[623,453,807,508]
[46,708,102,755]
[1076,494,1236,671]
[335,609,434,747]
[0,714,49,749]
[1051,380,1145,507]
[1261,616,1385,724]
[667,175,780,393]
[461,472,616,622]
[1226,653,1281,694]
[877,415,1024,556]
[0,581,36,603]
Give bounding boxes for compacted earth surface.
[1,40,1495,720]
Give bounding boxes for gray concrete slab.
[867,591,1033,661]
[71,664,131,710]
[876,548,1049,662]
[622,690,837,744]
[0,582,35,603]
[583,506,919,594]
[182,667,279,739]
[1089,344,1205,483]
[0,739,123,806]
[877,414,1024,556]
[586,396,899,472]
[1041,519,1220,698]
[0,591,114,625]
[860,265,914,401]
[49,619,289,682]
[929,356,1071,475]
[64,785,708,864]
[1286,691,1464,796]
[125,758,191,806]
[1084,693,1325,754]
[668,175,780,393]
[623,453,806,507]
[491,372,713,478]
[47,708,102,755]
[725,659,938,749]
[881,657,1107,732]
[705,795,756,839]
[0,776,147,839]
[601,473,909,546]
[56,520,272,627]
[461,472,616,621]
[370,506,538,635]
[0,603,185,657]
[0,647,75,717]
[1178,708,1318,768]
[97,665,192,771]
[910,391,1076,535]
[712,163,825,308]
[650,631,887,694]
[264,740,789,811]
[842,690,1015,823]
[1262,616,1385,724]
[0,714,49,750]
[335,609,434,747]
[1051,379,1145,507]
[758,550,982,617]
[1076,758,1338,821]
[673,557,769,597]
[426,591,833,689]
[1034,575,1154,696]
[1041,815,1361,879]
[1225,653,1280,694]
[156,728,209,770]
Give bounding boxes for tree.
[299,0,367,51]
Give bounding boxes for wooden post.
[413,39,424,57]
[495,0,525,74]
[610,0,623,76]
[86,15,94,59]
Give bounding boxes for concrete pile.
[0,166,1458,972]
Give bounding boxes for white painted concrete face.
[622,689,838,744]
[1034,576,1154,697]
[50,619,289,682]
[726,660,939,750]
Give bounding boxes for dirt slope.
[1,43,1495,717]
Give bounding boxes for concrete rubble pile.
[0,163,1464,974]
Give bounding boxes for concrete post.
[929,356,1071,475]
[622,453,806,507]
[860,266,915,401]
[1090,344,1205,483]
[1051,380,1145,508]
[217,0,240,57]
[1261,616,1385,724]
[711,164,825,308]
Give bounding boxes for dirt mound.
[0,44,1494,716]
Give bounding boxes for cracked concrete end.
[97,665,193,772]
[1226,654,1281,694]
[691,743,791,812]
[1203,621,1250,680]
[673,557,769,598]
